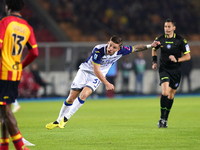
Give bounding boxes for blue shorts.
[0,80,20,105]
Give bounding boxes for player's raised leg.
[59,96,85,129]
[46,90,81,129]
[59,87,92,129]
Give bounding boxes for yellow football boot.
[59,117,68,129]
[46,121,59,129]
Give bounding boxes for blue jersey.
[79,44,134,76]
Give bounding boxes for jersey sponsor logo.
[101,59,116,66]
[94,54,98,60]
[167,44,171,49]
[101,56,117,60]
[95,51,100,53]
[185,44,190,52]
[124,46,130,51]
[165,41,173,44]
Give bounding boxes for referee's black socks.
[165,98,174,121]
[160,95,168,119]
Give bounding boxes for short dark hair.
[5,0,25,11]
[165,18,176,26]
[110,35,123,46]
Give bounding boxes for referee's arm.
[169,53,191,63]
[177,53,191,62]
[152,48,158,70]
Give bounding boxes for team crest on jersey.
[94,54,98,60]
[167,44,171,49]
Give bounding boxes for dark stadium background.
[0,0,200,96]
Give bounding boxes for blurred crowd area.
[35,0,200,41]
[1,0,200,70]
[0,0,199,96]
[1,0,200,42]
[0,1,56,42]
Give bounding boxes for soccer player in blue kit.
[46,36,160,129]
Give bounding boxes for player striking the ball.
[46,35,160,129]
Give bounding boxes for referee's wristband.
[152,56,157,63]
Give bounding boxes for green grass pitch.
[3,96,200,150]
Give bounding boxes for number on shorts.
[93,79,100,88]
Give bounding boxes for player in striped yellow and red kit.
[0,0,38,149]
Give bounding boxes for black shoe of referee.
[163,120,168,128]
[157,119,165,128]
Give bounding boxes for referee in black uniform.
[152,18,191,128]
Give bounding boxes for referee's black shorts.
[159,67,181,90]
[0,80,20,105]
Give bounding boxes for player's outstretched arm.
[134,41,160,52]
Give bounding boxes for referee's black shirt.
[154,33,190,70]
